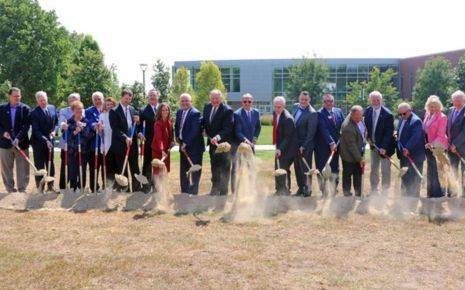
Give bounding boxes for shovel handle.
[406,154,424,179]
[182,150,194,167]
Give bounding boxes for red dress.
[151,119,173,174]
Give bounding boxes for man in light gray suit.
[292,91,319,197]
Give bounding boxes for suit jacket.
[423,111,448,149]
[0,102,31,149]
[30,105,58,149]
[85,106,101,151]
[64,117,93,154]
[109,104,137,154]
[274,110,298,160]
[292,103,318,152]
[364,105,395,156]
[138,104,157,154]
[447,106,465,156]
[396,113,425,163]
[202,103,234,145]
[234,108,261,144]
[339,115,364,163]
[175,107,205,156]
[315,107,345,149]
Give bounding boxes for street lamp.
[139,63,148,97]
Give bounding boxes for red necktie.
[273,115,277,145]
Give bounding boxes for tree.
[456,54,465,92]
[286,56,329,105]
[122,81,147,110]
[195,61,226,109]
[413,57,456,111]
[150,59,170,103]
[169,67,196,108]
[0,0,73,105]
[0,80,12,101]
[346,67,399,111]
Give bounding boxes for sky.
[39,0,465,89]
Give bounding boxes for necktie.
[125,107,132,131]
[180,110,187,139]
[210,106,217,123]
[331,111,336,126]
[452,109,460,123]
[247,110,252,124]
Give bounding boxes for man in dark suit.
[340,106,365,197]
[85,91,104,192]
[0,87,31,193]
[137,89,159,193]
[109,89,141,192]
[396,102,425,197]
[175,93,205,195]
[292,91,318,197]
[314,94,345,196]
[231,93,261,193]
[202,89,234,196]
[273,96,298,195]
[364,91,395,196]
[447,90,465,196]
[30,91,58,192]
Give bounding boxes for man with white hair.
[85,91,104,192]
[30,91,58,193]
[175,93,205,195]
[364,91,395,196]
[137,89,159,193]
[447,90,465,196]
[202,89,234,196]
[58,93,80,190]
[273,96,298,195]
[396,102,425,197]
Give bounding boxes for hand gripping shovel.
[182,150,202,186]
[135,120,149,186]
[372,144,407,177]
[115,125,136,188]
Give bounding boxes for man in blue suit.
[292,91,318,197]
[0,87,31,193]
[364,91,395,196]
[30,91,59,192]
[175,93,205,195]
[231,93,261,192]
[396,102,425,197]
[85,91,104,192]
[314,94,344,196]
[447,90,465,197]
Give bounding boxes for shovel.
[40,136,56,192]
[9,138,47,177]
[182,150,202,186]
[64,124,70,191]
[399,142,424,179]
[77,133,84,191]
[135,120,149,186]
[115,125,136,188]
[93,131,99,194]
[300,154,320,176]
[274,157,287,176]
[372,144,408,177]
[101,127,107,191]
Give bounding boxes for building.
[174,49,465,112]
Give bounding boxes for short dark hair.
[300,91,310,97]
[8,87,20,95]
[121,89,133,97]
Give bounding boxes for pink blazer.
[423,111,448,149]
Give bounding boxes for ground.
[1,145,465,289]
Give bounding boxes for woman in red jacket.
[151,103,174,175]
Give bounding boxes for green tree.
[413,57,456,111]
[346,67,399,111]
[0,80,12,101]
[286,56,329,105]
[455,54,465,92]
[195,61,226,109]
[122,81,147,110]
[169,67,196,108]
[0,0,73,105]
[150,59,170,103]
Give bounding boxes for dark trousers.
[59,150,67,189]
[87,150,103,192]
[33,144,55,189]
[69,150,88,190]
[141,146,153,189]
[400,157,423,197]
[115,147,141,191]
[209,148,231,195]
[448,151,465,196]
[315,149,340,195]
[426,149,444,198]
[275,156,293,194]
[104,150,117,186]
[180,152,203,195]
[294,150,313,194]
[342,160,362,196]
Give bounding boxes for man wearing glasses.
[396,102,425,197]
[314,94,345,196]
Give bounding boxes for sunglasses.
[399,112,409,116]
[243,100,252,104]
[323,100,334,103]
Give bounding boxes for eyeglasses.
[399,112,409,116]
[242,100,252,104]
[323,100,334,103]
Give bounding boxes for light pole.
[139,63,148,97]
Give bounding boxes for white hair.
[350,105,364,113]
[273,96,286,105]
[35,91,47,100]
[180,93,192,101]
[369,91,383,100]
[322,94,334,101]
[398,102,411,111]
[92,91,104,101]
[242,93,253,99]
[210,89,223,98]
[148,89,160,97]
[68,93,80,101]
[452,90,465,101]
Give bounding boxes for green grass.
[256,125,272,145]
